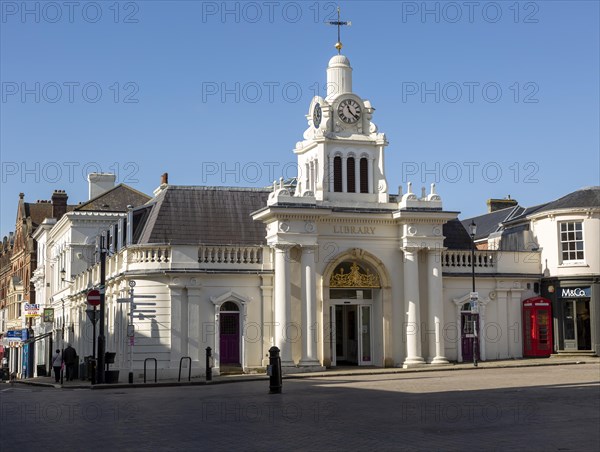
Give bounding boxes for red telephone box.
[523,297,553,357]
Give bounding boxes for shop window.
[559,221,584,262]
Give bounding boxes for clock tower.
[256,11,454,371]
[292,53,391,206]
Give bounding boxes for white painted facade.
[24,53,543,382]
[10,53,560,383]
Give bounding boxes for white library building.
[4,36,598,381]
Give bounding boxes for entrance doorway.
[219,302,240,365]
[328,261,380,367]
[563,300,591,350]
[330,303,372,366]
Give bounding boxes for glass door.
[358,305,372,365]
[576,300,591,350]
[329,305,336,366]
[330,303,373,366]
[563,300,591,350]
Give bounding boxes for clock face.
[313,103,322,128]
[337,99,361,124]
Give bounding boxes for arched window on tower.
[360,158,369,193]
[347,157,356,193]
[333,156,342,192]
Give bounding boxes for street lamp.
[469,221,477,293]
[61,298,65,384]
[469,221,478,367]
[60,268,74,284]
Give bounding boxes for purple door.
[220,313,240,364]
[461,312,479,362]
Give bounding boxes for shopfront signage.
[43,308,54,323]
[560,287,591,298]
[6,330,22,340]
[5,330,28,341]
[24,303,41,317]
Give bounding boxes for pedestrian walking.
[63,344,77,381]
[52,349,62,383]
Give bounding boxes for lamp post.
[469,221,478,367]
[60,268,68,384]
[61,298,65,384]
[97,235,107,384]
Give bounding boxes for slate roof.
[75,184,151,212]
[461,206,521,241]
[462,187,600,238]
[528,186,599,215]
[134,186,271,245]
[442,219,473,249]
[24,203,53,227]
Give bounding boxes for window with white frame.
[559,221,584,262]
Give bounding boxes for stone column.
[169,286,187,367]
[354,158,361,193]
[299,246,320,366]
[342,156,348,193]
[427,250,449,364]
[328,156,334,192]
[273,244,295,366]
[508,291,523,358]
[305,162,310,194]
[367,158,374,194]
[478,301,487,361]
[187,287,202,362]
[260,275,273,367]
[496,290,509,358]
[455,303,463,363]
[403,248,425,367]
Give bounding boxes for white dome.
[328,54,351,68]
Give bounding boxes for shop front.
[543,280,599,355]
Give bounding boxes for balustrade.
[198,246,263,264]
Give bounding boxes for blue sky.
[1,1,599,235]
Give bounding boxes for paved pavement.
[1,359,599,451]
[8,355,600,390]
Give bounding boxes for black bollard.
[268,346,282,394]
[206,347,212,382]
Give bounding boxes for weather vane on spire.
[328,6,351,54]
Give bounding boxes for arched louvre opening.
[347,157,356,193]
[333,156,343,192]
[360,158,369,193]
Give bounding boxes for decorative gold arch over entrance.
[330,262,381,288]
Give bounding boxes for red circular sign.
[87,289,101,306]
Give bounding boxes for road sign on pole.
[87,289,101,306]
[86,309,99,323]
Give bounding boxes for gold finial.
[328,6,351,54]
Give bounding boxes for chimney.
[487,196,518,213]
[88,173,116,200]
[51,190,68,219]
[153,172,169,196]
